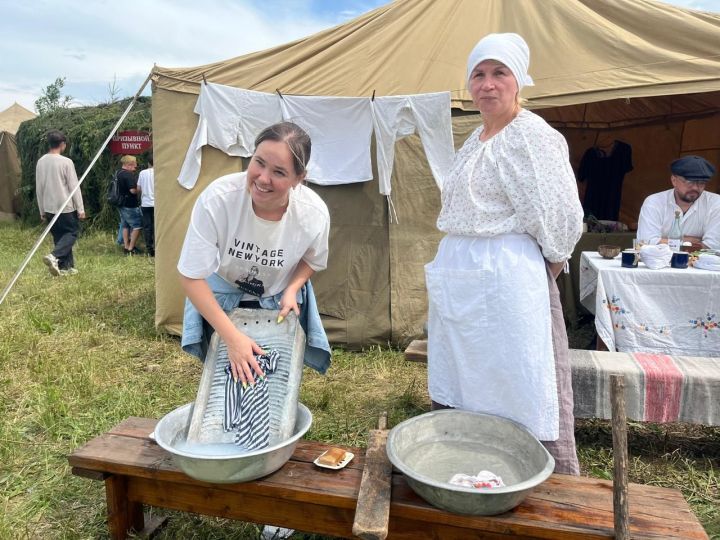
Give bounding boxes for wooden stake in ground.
[611,374,630,540]
[352,412,392,540]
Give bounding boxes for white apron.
[425,233,559,440]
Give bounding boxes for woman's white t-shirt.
[178,172,329,298]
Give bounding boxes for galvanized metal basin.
[154,401,312,484]
[386,409,554,515]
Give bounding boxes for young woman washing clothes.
[178,122,331,384]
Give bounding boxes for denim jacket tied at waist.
[181,272,331,374]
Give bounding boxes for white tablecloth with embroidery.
[579,251,720,357]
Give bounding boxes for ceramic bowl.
[598,245,622,259]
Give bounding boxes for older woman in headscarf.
[425,33,584,474]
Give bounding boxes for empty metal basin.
[154,401,312,484]
[386,409,554,515]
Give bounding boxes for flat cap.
[671,155,716,181]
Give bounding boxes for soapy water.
[173,438,254,457]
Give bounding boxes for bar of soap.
[317,447,347,467]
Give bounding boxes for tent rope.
[0,71,153,307]
[387,195,399,225]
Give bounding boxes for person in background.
[637,156,718,251]
[136,155,155,256]
[117,155,143,255]
[425,33,584,474]
[36,130,85,276]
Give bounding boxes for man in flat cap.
[637,155,719,250]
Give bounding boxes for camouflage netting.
[16,97,152,230]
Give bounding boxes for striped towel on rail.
[223,349,280,450]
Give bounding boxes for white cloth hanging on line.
[279,95,374,186]
[371,92,455,197]
[177,83,282,190]
[177,83,454,207]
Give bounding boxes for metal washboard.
[186,308,306,445]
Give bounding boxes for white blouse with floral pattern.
[437,109,583,263]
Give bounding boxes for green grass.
[0,222,717,539]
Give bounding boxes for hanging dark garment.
[578,140,633,221]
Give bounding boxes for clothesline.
[194,71,472,98]
[177,81,456,224]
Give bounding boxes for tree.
[106,74,121,104]
[35,77,73,115]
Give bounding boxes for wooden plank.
[520,481,701,536]
[87,420,366,470]
[71,467,107,481]
[108,417,158,439]
[387,516,555,540]
[70,433,363,508]
[352,429,392,539]
[126,476,357,539]
[71,430,364,471]
[611,374,630,540]
[389,474,707,539]
[404,340,427,363]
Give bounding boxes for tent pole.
[0,71,153,307]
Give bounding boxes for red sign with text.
[109,131,152,155]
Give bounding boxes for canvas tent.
[151,0,720,347]
[0,103,35,221]
[0,102,36,135]
[0,131,22,221]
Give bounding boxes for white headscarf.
[466,33,534,91]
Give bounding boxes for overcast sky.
[1,0,718,113]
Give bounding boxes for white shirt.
[280,95,374,185]
[177,84,283,189]
[35,153,84,214]
[436,109,583,263]
[637,189,720,250]
[137,167,154,207]
[370,92,454,196]
[178,172,329,298]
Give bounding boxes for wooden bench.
[68,417,708,539]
